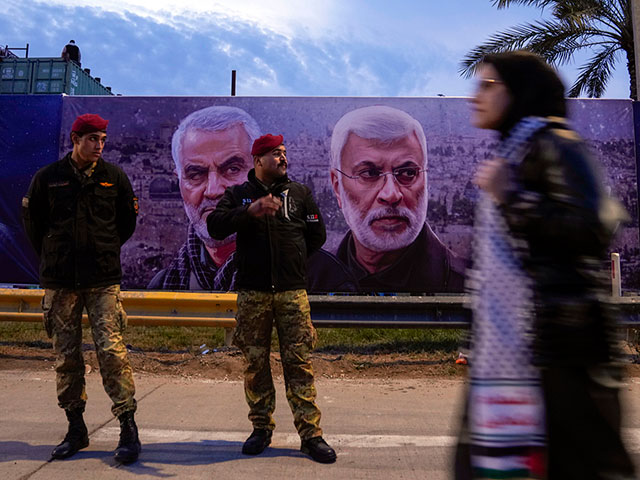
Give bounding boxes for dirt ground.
[0,343,467,379]
[2,343,640,380]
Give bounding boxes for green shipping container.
[0,58,113,95]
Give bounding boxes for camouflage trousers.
[233,289,322,440]
[42,285,136,417]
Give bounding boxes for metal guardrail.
[2,288,640,328]
[0,289,472,328]
[308,294,472,327]
[0,289,236,328]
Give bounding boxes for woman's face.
[471,63,512,130]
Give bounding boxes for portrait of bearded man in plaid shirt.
[148,106,260,291]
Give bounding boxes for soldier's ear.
[70,132,80,146]
[330,169,342,209]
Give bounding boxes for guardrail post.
[224,327,234,347]
[611,252,622,298]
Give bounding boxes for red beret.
[251,134,283,156]
[71,113,109,134]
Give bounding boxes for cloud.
[4,0,630,98]
[24,0,345,40]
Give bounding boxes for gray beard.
[184,201,235,248]
[339,184,428,252]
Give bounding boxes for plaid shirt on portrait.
[160,224,236,291]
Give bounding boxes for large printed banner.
[1,95,637,292]
[0,95,62,285]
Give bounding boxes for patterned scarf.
[161,224,236,291]
[467,116,551,479]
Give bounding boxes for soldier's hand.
[248,194,282,217]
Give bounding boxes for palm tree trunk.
[627,47,637,100]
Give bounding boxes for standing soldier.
[207,133,337,463]
[22,113,141,464]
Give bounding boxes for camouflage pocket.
[309,323,318,350]
[231,320,246,350]
[116,292,128,332]
[41,291,54,338]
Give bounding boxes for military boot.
[301,436,337,463]
[114,411,141,464]
[242,428,272,455]
[50,408,90,460]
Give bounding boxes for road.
[2,369,640,479]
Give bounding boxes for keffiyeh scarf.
[467,117,551,479]
[161,224,236,291]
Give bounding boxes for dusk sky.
[2,0,631,98]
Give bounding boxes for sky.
[2,0,632,98]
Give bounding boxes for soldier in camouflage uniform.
[208,134,337,463]
[22,114,141,464]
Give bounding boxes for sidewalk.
[2,369,640,479]
[1,369,467,479]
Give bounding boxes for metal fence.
[2,288,640,328]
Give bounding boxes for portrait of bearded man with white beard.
[148,106,260,291]
[307,105,466,294]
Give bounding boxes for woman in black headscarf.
[455,51,635,479]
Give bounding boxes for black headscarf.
[481,51,566,135]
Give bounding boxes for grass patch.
[0,322,227,353]
[0,322,465,355]
[316,328,464,354]
[0,322,49,346]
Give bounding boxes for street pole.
[231,70,236,96]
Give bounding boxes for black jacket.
[207,169,326,292]
[500,120,627,365]
[22,153,137,289]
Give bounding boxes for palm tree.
[460,1,635,99]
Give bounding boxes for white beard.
[184,200,235,248]
[339,183,428,252]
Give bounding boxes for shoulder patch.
[306,214,319,223]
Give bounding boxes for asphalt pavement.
[2,369,640,479]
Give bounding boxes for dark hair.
[481,50,566,134]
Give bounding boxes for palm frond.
[567,44,620,97]
[525,27,618,65]
[459,19,605,76]
[602,0,629,25]
[463,0,631,97]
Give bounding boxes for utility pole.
[633,0,640,99]
[231,70,236,96]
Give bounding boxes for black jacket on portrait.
[22,153,137,289]
[207,169,326,292]
[306,225,467,294]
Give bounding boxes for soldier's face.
[331,133,428,253]
[72,131,106,163]
[177,125,252,247]
[256,145,287,182]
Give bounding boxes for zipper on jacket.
[266,212,276,292]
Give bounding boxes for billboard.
[0,95,63,285]
[2,95,637,293]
